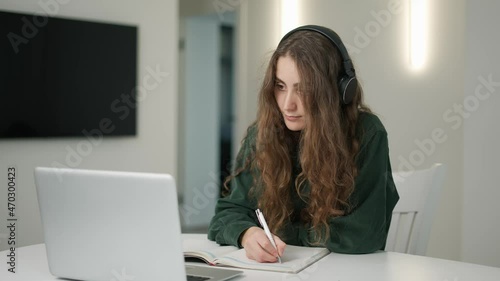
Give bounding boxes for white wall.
[463,0,500,268]
[235,0,466,262]
[0,0,178,251]
[234,0,281,149]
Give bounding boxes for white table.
[1,243,500,281]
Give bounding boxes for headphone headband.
[278,25,357,104]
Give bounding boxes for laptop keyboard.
[187,275,210,281]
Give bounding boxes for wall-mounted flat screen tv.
[0,10,138,138]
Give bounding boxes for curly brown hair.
[226,28,372,245]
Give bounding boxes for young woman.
[208,25,399,262]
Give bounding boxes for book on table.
[182,234,330,274]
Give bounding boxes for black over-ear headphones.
[279,25,358,105]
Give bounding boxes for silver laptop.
[34,167,243,281]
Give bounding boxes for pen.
[255,209,282,263]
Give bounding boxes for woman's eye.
[275,83,285,91]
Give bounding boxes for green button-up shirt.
[208,112,399,254]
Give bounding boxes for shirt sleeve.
[292,129,399,253]
[207,130,259,247]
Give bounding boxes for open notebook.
[182,234,330,274]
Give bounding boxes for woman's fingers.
[273,234,287,257]
[241,226,286,263]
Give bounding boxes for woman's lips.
[285,115,301,121]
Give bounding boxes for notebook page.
[216,245,329,273]
[182,234,239,263]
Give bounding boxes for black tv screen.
[0,10,138,138]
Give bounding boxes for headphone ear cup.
[338,75,358,105]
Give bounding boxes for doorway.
[178,12,235,232]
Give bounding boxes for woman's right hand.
[240,226,286,263]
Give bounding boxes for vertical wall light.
[410,0,427,70]
[281,0,299,37]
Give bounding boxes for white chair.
[385,163,446,255]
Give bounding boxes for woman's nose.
[283,91,297,111]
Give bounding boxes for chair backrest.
[385,163,446,255]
